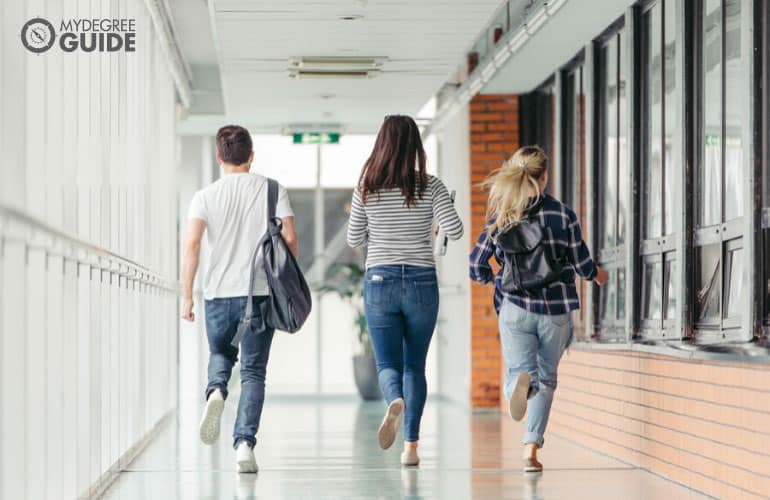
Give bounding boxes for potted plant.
[318,262,382,401]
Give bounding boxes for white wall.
[0,1,180,498]
[435,105,472,407]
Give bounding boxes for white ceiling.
[202,0,502,133]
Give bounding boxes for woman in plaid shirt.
[469,145,608,473]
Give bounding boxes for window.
[638,0,681,339]
[560,56,586,209]
[560,55,589,337]
[594,21,627,340]
[763,0,770,336]
[692,0,750,342]
[519,77,555,164]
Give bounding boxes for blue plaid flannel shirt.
[469,194,597,315]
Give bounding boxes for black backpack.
[496,207,564,294]
[232,179,312,346]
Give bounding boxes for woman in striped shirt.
[347,115,463,466]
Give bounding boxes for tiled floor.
[102,396,708,499]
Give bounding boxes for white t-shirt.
[188,172,294,299]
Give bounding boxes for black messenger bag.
[496,213,564,294]
[232,179,312,346]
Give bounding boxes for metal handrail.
[0,203,178,292]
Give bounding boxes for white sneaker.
[378,398,404,450]
[236,441,258,473]
[508,372,531,422]
[400,448,420,467]
[199,389,225,445]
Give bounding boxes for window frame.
[636,0,682,340]
[560,51,586,210]
[690,0,755,343]
[592,17,628,340]
[519,75,557,165]
[761,0,770,338]
[547,0,765,352]
[558,51,591,339]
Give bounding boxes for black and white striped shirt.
[347,175,464,268]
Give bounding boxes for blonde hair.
[482,145,549,235]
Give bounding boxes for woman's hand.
[594,267,609,286]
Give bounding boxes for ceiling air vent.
[287,56,386,79]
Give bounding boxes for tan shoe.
[508,372,531,421]
[378,398,404,450]
[401,448,419,467]
[523,457,543,473]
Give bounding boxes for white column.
[313,143,324,393]
[434,105,472,407]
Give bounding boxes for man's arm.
[181,218,206,321]
[281,216,299,257]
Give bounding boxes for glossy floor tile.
[102,396,708,499]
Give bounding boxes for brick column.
[468,94,519,408]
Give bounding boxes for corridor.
[3,0,770,498]
[101,397,705,499]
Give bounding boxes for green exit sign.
[292,132,340,144]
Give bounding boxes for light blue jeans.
[499,301,573,448]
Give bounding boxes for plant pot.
[353,353,382,401]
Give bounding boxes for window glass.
[252,135,318,188]
[542,83,556,163]
[663,0,678,234]
[617,31,628,246]
[765,232,770,324]
[696,244,721,323]
[644,4,663,239]
[723,0,743,221]
[602,38,618,249]
[287,189,315,271]
[643,261,662,320]
[664,257,677,320]
[562,72,576,208]
[700,0,722,227]
[320,135,376,188]
[324,189,354,246]
[725,245,744,319]
[600,269,618,322]
[617,268,626,319]
[575,67,586,216]
[323,189,365,279]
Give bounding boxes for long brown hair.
[358,115,427,207]
[482,145,548,235]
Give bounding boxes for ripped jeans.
[499,301,573,448]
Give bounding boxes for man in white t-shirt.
[181,125,297,473]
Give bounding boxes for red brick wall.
[469,94,519,408]
[552,350,770,499]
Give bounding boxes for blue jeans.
[499,301,573,448]
[204,296,274,449]
[363,265,439,442]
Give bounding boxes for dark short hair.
[216,125,253,165]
